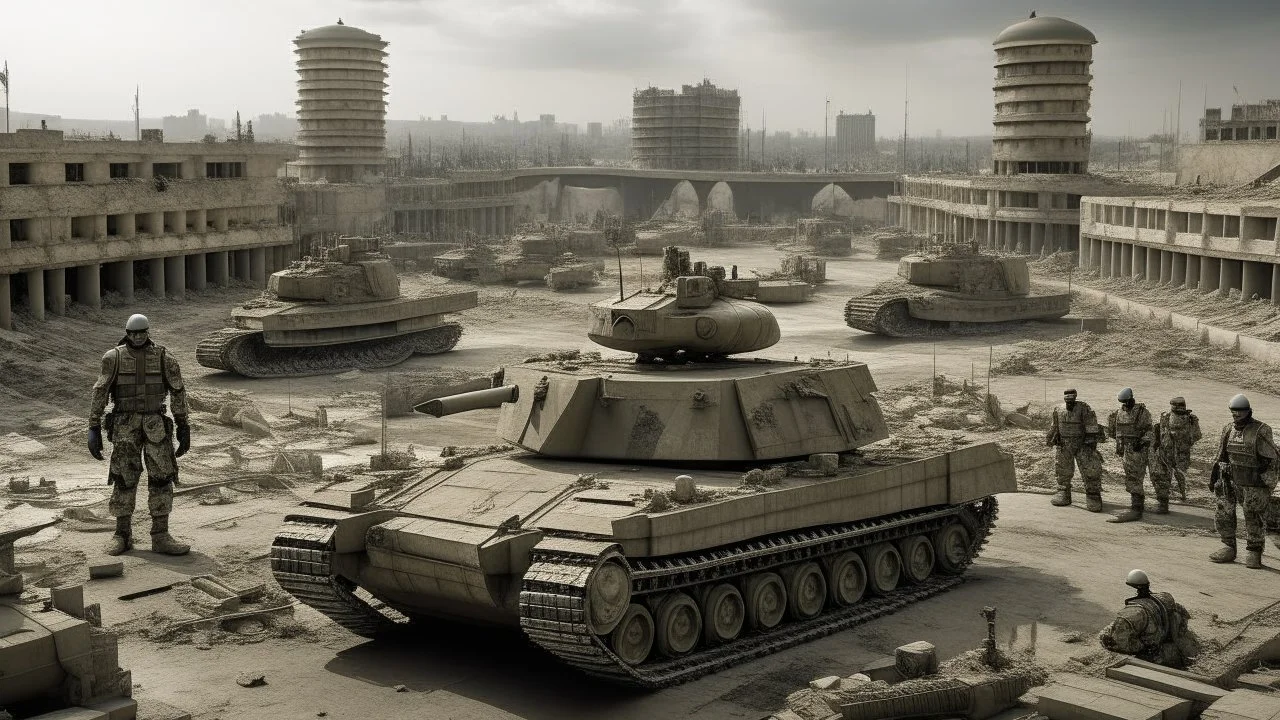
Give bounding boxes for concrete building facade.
[632,80,740,171]
[0,129,295,330]
[835,112,876,161]
[1202,100,1280,142]
[1079,195,1280,302]
[991,15,1096,175]
[293,20,389,182]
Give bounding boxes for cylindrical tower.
[294,20,388,182]
[991,15,1096,176]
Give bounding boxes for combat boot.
[1050,489,1072,507]
[1209,543,1237,563]
[1085,494,1103,512]
[1107,495,1144,523]
[149,515,190,556]
[105,534,133,556]
[1153,497,1169,515]
[1245,550,1264,569]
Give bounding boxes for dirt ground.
[2,236,1278,720]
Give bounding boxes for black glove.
[88,426,104,461]
[175,421,191,458]
[1209,463,1221,493]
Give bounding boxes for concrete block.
[895,640,938,679]
[310,482,375,510]
[1234,673,1280,692]
[1201,689,1280,720]
[24,708,108,720]
[809,675,841,690]
[89,561,124,579]
[52,584,86,618]
[85,697,139,720]
[859,656,900,684]
[1039,674,1193,720]
[1105,664,1229,705]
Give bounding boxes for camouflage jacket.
[89,340,188,428]
[1107,403,1154,448]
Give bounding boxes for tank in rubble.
[197,237,477,377]
[270,276,1015,687]
[844,242,1070,337]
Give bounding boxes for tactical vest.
[1113,404,1146,441]
[1057,404,1086,437]
[1224,421,1264,485]
[1161,412,1196,443]
[110,346,169,414]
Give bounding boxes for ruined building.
[631,80,740,171]
[1201,100,1280,142]
[0,129,295,330]
[835,111,876,161]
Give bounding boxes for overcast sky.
[3,0,1278,138]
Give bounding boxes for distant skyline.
[2,0,1278,139]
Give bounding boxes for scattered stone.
[764,467,787,484]
[673,475,696,502]
[1059,630,1086,644]
[895,641,939,679]
[393,684,408,693]
[811,453,839,476]
[236,672,267,688]
[62,506,101,521]
[89,560,125,579]
[199,487,236,506]
[196,644,212,651]
[809,676,841,690]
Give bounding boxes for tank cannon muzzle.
[416,385,519,417]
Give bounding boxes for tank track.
[519,498,998,688]
[195,323,463,378]
[843,295,939,337]
[270,519,409,637]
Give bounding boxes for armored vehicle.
[844,242,1070,337]
[271,277,1015,687]
[197,237,477,377]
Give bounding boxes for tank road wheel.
[654,592,702,657]
[609,604,655,666]
[861,542,902,595]
[585,560,632,635]
[701,583,745,645]
[783,562,827,620]
[744,572,787,631]
[933,522,973,575]
[898,535,936,584]
[827,551,868,607]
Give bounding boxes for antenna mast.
[902,66,909,175]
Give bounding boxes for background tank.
[844,242,1070,337]
[270,281,1014,686]
[197,236,477,377]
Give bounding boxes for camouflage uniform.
[1108,403,1154,494]
[89,340,188,534]
[1046,400,1104,502]
[1150,405,1201,501]
[1213,417,1278,557]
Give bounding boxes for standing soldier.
[1210,394,1278,569]
[1151,397,1202,507]
[1107,388,1155,523]
[88,314,192,556]
[1046,388,1105,511]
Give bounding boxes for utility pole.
[902,66,909,175]
[1176,80,1183,151]
[134,85,140,141]
[824,98,830,172]
[2,60,9,133]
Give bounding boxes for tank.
[844,242,1070,337]
[270,279,1015,687]
[197,237,477,377]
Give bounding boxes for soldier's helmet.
[1229,394,1251,411]
[1117,387,1134,402]
[125,314,150,332]
[1063,388,1077,399]
[1125,569,1149,589]
[1169,396,1186,408]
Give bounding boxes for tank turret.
[196,236,477,377]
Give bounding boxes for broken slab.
[1037,673,1193,720]
[51,585,86,619]
[1235,673,1280,692]
[88,561,124,579]
[1105,663,1229,706]
[1201,689,1280,720]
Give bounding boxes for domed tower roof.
[295,19,386,47]
[993,15,1096,48]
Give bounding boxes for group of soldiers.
[1048,387,1279,569]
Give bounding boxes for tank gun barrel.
[416,385,519,417]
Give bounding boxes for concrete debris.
[235,672,267,688]
[198,487,237,506]
[89,561,125,579]
[392,684,408,693]
[895,641,939,679]
[808,676,841,691]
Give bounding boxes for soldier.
[88,314,191,556]
[1106,388,1155,523]
[1098,569,1199,667]
[1210,394,1278,569]
[1045,388,1105,511]
[1150,397,1202,505]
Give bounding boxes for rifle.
[1156,421,1187,501]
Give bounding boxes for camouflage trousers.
[1215,480,1274,552]
[107,412,178,519]
[1055,438,1103,494]
[1119,446,1152,497]
[1148,448,1191,496]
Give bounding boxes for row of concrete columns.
[0,246,289,330]
[1080,236,1280,304]
[394,205,514,238]
[898,205,1079,256]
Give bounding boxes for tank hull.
[845,290,1070,337]
[270,442,1014,686]
[196,324,463,378]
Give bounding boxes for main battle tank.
[197,237,477,377]
[270,278,1015,687]
[844,242,1070,337]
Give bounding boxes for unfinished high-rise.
[631,80,740,170]
[836,112,876,161]
[293,20,388,182]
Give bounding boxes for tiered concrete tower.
[294,20,388,182]
[991,15,1097,176]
